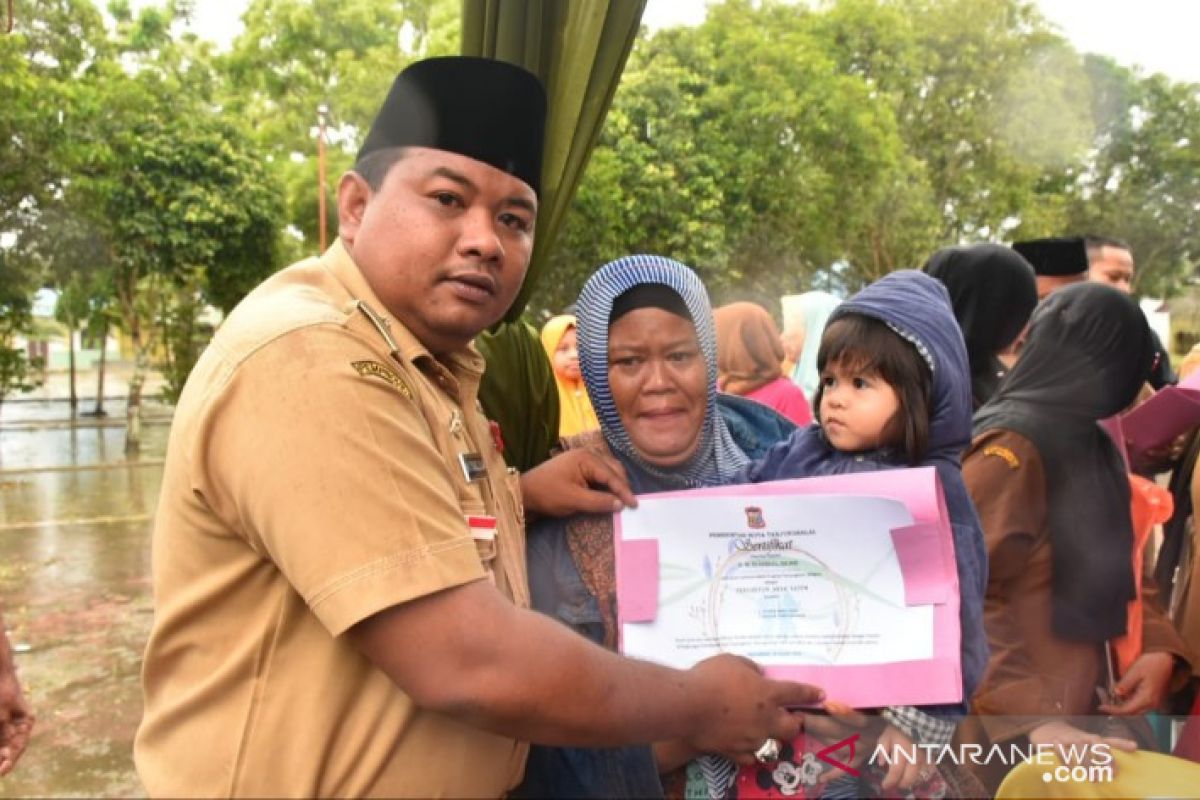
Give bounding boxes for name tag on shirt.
[459,452,488,483]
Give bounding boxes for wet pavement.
[1,398,170,798]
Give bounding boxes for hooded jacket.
[742,270,988,714]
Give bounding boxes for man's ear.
[337,172,371,247]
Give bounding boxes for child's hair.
[814,314,932,465]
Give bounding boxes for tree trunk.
[67,325,77,415]
[92,317,108,417]
[125,318,144,456]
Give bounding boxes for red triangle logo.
[816,733,861,777]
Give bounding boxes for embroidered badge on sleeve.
[982,445,1021,469]
[351,360,413,400]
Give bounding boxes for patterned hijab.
[575,255,750,489]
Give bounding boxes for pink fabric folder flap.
[650,466,943,524]
[890,522,952,605]
[1120,384,1200,457]
[615,537,659,623]
[766,657,963,707]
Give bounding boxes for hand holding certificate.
[1112,368,1200,463]
[615,468,963,708]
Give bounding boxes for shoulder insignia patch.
[982,445,1020,469]
[351,360,413,400]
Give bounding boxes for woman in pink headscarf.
[714,302,811,426]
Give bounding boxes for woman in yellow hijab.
[541,315,599,438]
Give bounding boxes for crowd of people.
[3,54,1199,798]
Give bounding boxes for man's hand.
[0,654,33,776]
[1098,651,1176,716]
[520,449,637,517]
[681,655,822,765]
[1028,720,1136,765]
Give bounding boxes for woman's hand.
[1028,720,1137,765]
[807,702,880,786]
[875,724,932,791]
[1098,651,1177,716]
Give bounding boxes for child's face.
[553,327,581,381]
[818,359,901,453]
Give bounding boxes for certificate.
[614,470,963,707]
[1114,367,1200,461]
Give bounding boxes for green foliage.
[1063,69,1200,296]
[218,0,460,245]
[0,347,43,408]
[0,250,43,406]
[154,268,210,404]
[4,0,1200,378]
[532,0,1200,314]
[4,0,289,421]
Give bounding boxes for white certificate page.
[618,493,933,669]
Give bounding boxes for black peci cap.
[1011,237,1089,277]
[356,57,547,195]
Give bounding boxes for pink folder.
[1117,368,1200,460]
[614,466,962,708]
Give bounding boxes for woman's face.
[552,326,581,381]
[607,307,708,468]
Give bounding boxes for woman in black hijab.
[923,244,1037,409]
[958,282,1191,792]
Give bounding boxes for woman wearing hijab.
[515,255,798,800]
[922,244,1038,409]
[714,301,812,426]
[541,314,600,438]
[783,291,841,406]
[960,282,1193,792]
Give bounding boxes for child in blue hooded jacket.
[741,270,988,795]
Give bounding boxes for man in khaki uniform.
[136,57,821,797]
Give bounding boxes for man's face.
[338,147,537,355]
[1089,245,1135,294]
[1036,273,1085,301]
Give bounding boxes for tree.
[49,1,287,450]
[0,0,108,216]
[537,0,941,311]
[1063,65,1200,296]
[0,250,43,414]
[13,202,113,414]
[219,0,459,245]
[80,87,285,449]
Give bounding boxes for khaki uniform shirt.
[135,241,529,798]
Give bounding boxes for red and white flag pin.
[468,515,497,541]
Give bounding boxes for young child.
[741,269,988,797]
[541,314,600,437]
